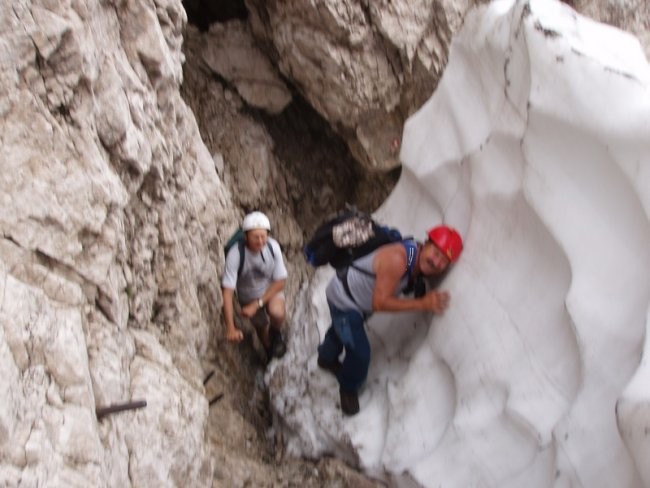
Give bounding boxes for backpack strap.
[236,239,276,278]
[402,239,417,279]
[403,240,429,297]
[237,239,246,278]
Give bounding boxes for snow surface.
[269,1,650,486]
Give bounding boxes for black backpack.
[304,209,416,269]
[224,228,275,278]
[304,208,424,298]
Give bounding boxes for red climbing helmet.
[427,226,463,263]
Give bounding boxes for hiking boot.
[269,329,286,359]
[339,388,360,416]
[317,356,341,377]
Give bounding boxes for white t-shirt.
[221,237,287,304]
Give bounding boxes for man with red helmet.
[317,225,463,415]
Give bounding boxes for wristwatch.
[257,298,264,308]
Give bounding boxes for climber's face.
[419,241,450,276]
[245,229,269,253]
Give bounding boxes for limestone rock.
[0,0,221,484]
[201,20,292,114]
[245,0,474,171]
[1,0,648,486]
[572,0,650,58]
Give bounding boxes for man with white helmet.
[222,211,288,360]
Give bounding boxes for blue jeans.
[318,302,370,393]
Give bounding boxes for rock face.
[269,1,650,487]
[1,0,222,485]
[245,0,474,172]
[1,0,648,486]
[200,20,292,114]
[572,0,650,56]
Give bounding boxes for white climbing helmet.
[242,211,271,232]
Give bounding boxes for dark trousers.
[317,302,370,393]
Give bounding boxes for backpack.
[304,208,418,279]
[304,209,399,267]
[224,228,275,278]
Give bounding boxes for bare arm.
[372,244,449,314]
[222,287,243,342]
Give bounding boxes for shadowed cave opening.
[182,0,248,31]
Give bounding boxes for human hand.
[241,302,257,318]
[226,327,244,343]
[422,290,450,314]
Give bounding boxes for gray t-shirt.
[221,237,288,304]
[326,249,410,315]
